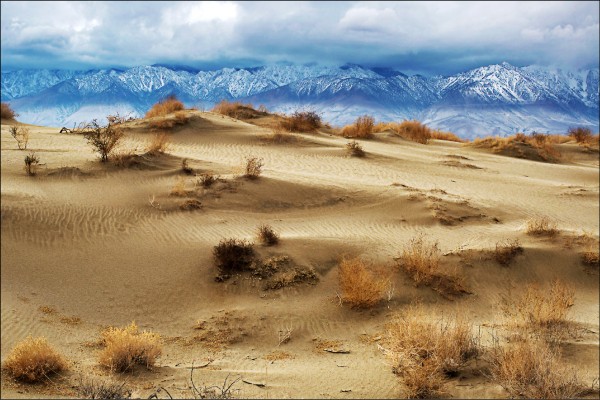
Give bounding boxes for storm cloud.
[1,1,598,74]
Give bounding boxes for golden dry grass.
[145,132,170,154]
[98,322,162,372]
[470,133,563,162]
[430,129,465,143]
[256,224,279,246]
[3,336,68,382]
[280,111,322,133]
[526,216,559,237]
[489,338,586,399]
[394,120,432,144]
[244,156,263,179]
[581,249,599,268]
[211,100,261,119]
[340,115,375,138]
[385,306,480,398]
[493,239,523,265]
[145,95,185,118]
[148,110,189,130]
[345,140,365,157]
[337,257,390,308]
[1,102,17,120]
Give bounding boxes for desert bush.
[568,126,593,144]
[111,149,137,167]
[24,152,40,176]
[148,110,189,130]
[395,120,432,144]
[145,95,185,118]
[1,102,18,119]
[470,134,562,162]
[3,336,67,382]
[338,257,390,308]
[244,156,263,179]
[212,99,262,119]
[340,115,375,138]
[493,239,523,265]
[263,125,298,144]
[502,279,574,330]
[10,125,30,150]
[197,172,218,188]
[181,158,194,175]
[581,249,599,268]
[489,338,585,399]
[98,322,162,372]
[180,199,203,211]
[396,235,441,284]
[256,224,279,246]
[106,112,132,125]
[430,129,465,143]
[77,376,132,399]
[526,216,559,236]
[281,110,321,133]
[145,132,170,154]
[345,140,365,157]
[386,306,480,398]
[82,119,124,162]
[213,238,255,276]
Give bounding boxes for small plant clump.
[213,238,255,279]
[526,216,559,237]
[256,224,279,246]
[281,110,321,133]
[181,158,194,174]
[1,102,18,120]
[24,152,40,176]
[197,172,217,188]
[568,126,593,145]
[338,256,390,308]
[82,119,125,162]
[3,336,68,382]
[77,377,132,399]
[493,239,523,266]
[98,322,162,373]
[340,115,375,138]
[345,140,365,157]
[244,156,263,179]
[146,132,170,154]
[10,125,30,150]
[180,199,203,211]
[145,95,185,119]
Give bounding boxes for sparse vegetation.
[180,199,203,211]
[77,376,132,399]
[197,172,218,188]
[345,140,365,157]
[212,100,263,119]
[281,110,322,133]
[213,238,255,278]
[1,102,18,119]
[470,133,562,162]
[3,336,68,382]
[82,119,125,162]
[394,120,432,144]
[430,129,465,143]
[489,337,586,399]
[181,158,194,174]
[568,126,593,144]
[493,239,524,265]
[24,152,40,176]
[244,156,263,179]
[340,115,375,138]
[526,216,559,237]
[10,125,30,150]
[385,306,480,398]
[256,224,279,246]
[145,95,185,118]
[148,110,189,130]
[146,132,170,154]
[337,256,390,308]
[170,176,188,197]
[98,322,162,372]
[581,249,599,268]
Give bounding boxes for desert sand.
[1,111,599,398]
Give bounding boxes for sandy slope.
[1,112,599,398]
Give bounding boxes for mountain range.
[1,62,598,139]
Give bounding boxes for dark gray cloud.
[1,1,598,74]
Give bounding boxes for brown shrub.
[3,336,68,382]
[340,115,375,138]
[196,172,218,188]
[396,235,441,285]
[493,239,523,265]
[256,224,279,246]
[526,216,559,237]
[430,129,465,143]
[281,111,321,133]
[568,126,593,144]
[345,140,365,157]
[98,322,162,372]
[10,125,30,150]
[213,238,255,277]
[148,110,189,130]
[77,377,132,399]
[24,152,40,176]
[179,199,203,211]
[83,119,125,162]
[145,95,185,118]
[244,156,263,179]
[489,338,586,399]
[470,134,562,162]
[395,120,432,144]
[1,102,18,119]
[181,158,194,175]
[581,249,599,268]
[146,132,170,154]
[338,257,390,308]
[211,100,259,119]
[385,306,480,398]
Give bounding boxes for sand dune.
[1,111,598,398]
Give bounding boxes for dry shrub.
[281,110,321,133]
[211,99,259,119]
[263,126,298,144]
[568,126,593,144]
[244,156,263,179]
[430,129,465,143]
[338,257,390,308]
[489,338,586,399]
[180,199,202,211]
[395,120,432,144]
[526,216,559,237]
[340,115,375,138]
[170,176,188,196]
[196,172,218,188]
[77,377,132,399]
[10,125,30,150]
[213,238,255,277]
[82,119,124,162]
[145,132,170,154]
[1,102,18,119]
[256,224,279,246]
[181,158,194,175]
[24,152,40,176]
[148,110,189,130]
[145,95,185,118]
[345,140,365,157]
[471,134,562,162]
[111,149,137,167]
[502,279,574,330]
[581,249,599,268]
[98,322,162,372]
[385,306,480,398]
[493,239,523,265]
[3,336,67,382]
[397,235,441,284]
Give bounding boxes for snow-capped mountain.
[1,62,598,138]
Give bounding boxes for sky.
[1,1,599,75]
